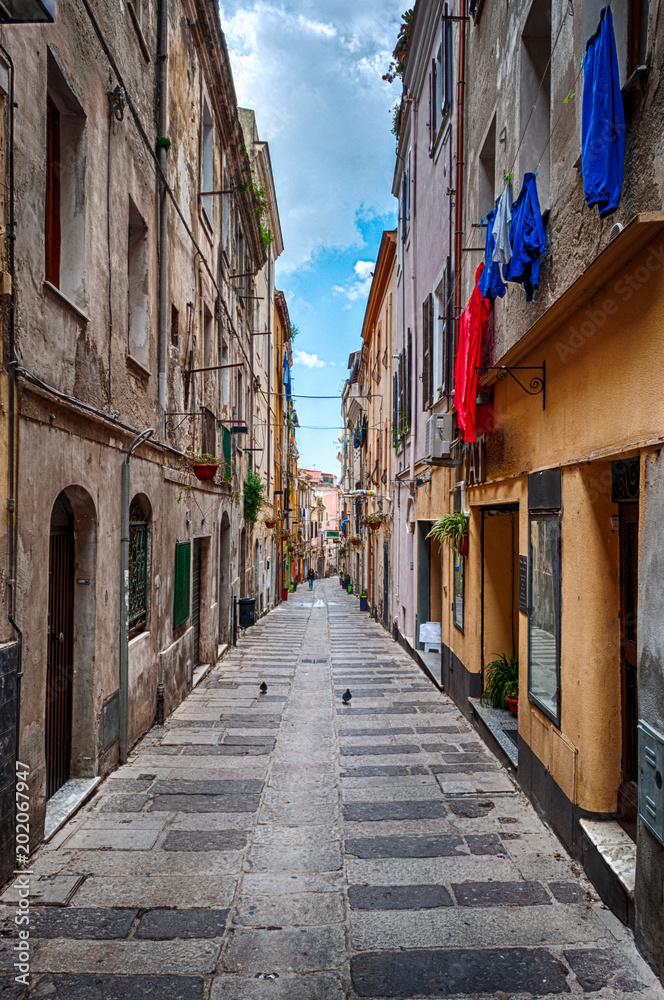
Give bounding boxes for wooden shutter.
[173,541,191,627]
[443,3,454,113]
[407,328,413,429]
[422,296,433,409]
[392,372,398,443]
[45,98,61,287]
[441,259,451,394]
[222,425,232,480]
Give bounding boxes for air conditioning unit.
[424,413,455,464]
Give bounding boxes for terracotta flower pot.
[192,463,219,482]
[506,696,518,716]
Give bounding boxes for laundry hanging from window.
[453,263,491,443]
[492,180,512,266]
[581,5,625,219]
[503,172,546,301]
[478,202,506,301]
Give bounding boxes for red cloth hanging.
[454,263,490,444]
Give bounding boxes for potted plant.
[264,518,276,529]
[427,511,469,555]
[367,516,382,531]
[189,450,219,481]
[350,536,362,547]
[481,654,519,713]
[243,471,266,524]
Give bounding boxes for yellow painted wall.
[450,241,664,814]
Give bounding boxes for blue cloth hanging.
[282,349,292,403]
[503,173,546,301]
[582,5,625,218]
[478,203,506,301]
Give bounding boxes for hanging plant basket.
[427,512,470,555]
[192,463,219,482]
[350,536,362,547]
[458,534,469,557]
[367,518,382,531]
[265,520,276,529]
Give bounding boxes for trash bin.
[238,597,255,628]
[360,595,368,612]
[282,588,288,602]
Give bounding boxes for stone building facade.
[0,0,288,862]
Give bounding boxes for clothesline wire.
[507,4,574,182]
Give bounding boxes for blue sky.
[219,1,403,474]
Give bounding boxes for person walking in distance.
[307,567,315,590]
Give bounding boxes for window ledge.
[128,2,151,62]
[128,629,150,649]
[126,354,152,379]
[44,281,90,323]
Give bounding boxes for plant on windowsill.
[427,511,469,555]
[481,654,519,713]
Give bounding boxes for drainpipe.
[157,0,169,439]
[453,0,467,325]
[120,428,154,764]
[0,43,22,758]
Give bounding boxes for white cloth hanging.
[492,181,513,265]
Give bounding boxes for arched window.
[129,495,151,635]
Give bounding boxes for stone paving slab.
[8,580,662,1000]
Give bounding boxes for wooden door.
[618,502,639,840]
[192,538,202,665]
[46,494,74,800]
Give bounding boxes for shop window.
[528,515,561,724]
[129,495,151,636]
[519,0,551,209]
[128,197,150,368]
[173,541,191,628]
[453,549,464,631]
[45,51,86,304]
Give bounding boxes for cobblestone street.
[2,578,662,999]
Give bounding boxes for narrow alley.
[1,579,661,1000]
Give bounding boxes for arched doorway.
[46,493,75,798]
[219,511,231,643]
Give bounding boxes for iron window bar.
[476,363,546,409]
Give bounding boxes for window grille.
[129,497,150,634]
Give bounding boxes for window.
[422,293,433,409]
[202,407,216,458]
[201,100,214,228]
[430,6,453,152]
[222,425,232,481]
[583,0,648,85]
[129,496,151,636]
[170,304,179,346]
[519,0,551,209]
[46,51,86,303]
[203,303,213,370]
[400,150,411,243]
[222,169,231,254]
[173,541,191,627]
[441,4,454,115]
[453,548,464,631]
[479,117,496,222]
[435,259,453,397]
[528,515,561,724]
[128,197,149,368]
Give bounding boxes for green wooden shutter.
[173,540,191,627]
[222,425,232,481]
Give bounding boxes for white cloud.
[333,259,375,303]
[219,1,403,274]
[294,349,326,369]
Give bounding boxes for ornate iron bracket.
[164,411,203,432]
[476,362,546,410]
